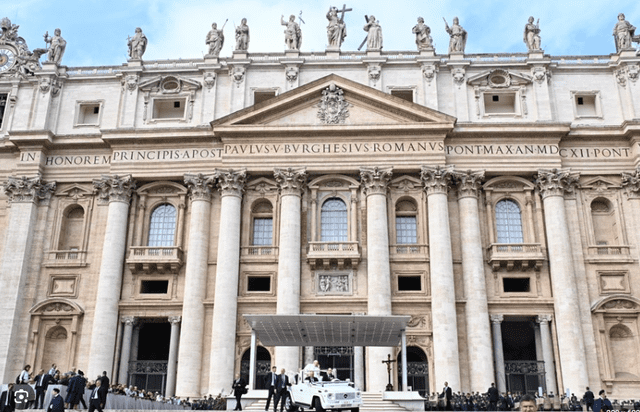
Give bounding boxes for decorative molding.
[603,299,637,310]
[368,65,381,85]
[274,167,307,196]
[422,64,438,83]
[3,175,56,204]
[407,315,427,328]
[317,82,351,124]
[203,72,216,90]
[360,166,392,196]
[621,167,640,199]
[316,271,352,295]
[420,165,454,196]
[535,168,579,199]
[229,66,245,87]
[285,66,299,84]
[452,67,465,87]
[215,169,246,197]
[92,174,135,204]
[121,74,139,94]
[184,173,215,202]
[453,169,485,199]
[531,67,548,84]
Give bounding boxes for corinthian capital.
[536,314,553,324]
[535,168,579,199]
[453,169,485,199]
[421,165,454,195]
[3,175,57,204]
[360,166,393,196]
[215,169,246,197]
[184,173,215,202]
[274,167,307,196]
[93,175,135,204]
[621,167,640,199]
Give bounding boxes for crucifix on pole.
[382,353,396,391]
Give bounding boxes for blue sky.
[5,0,640,67]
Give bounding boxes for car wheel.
[285,395,298,412]
[314,397,325,412]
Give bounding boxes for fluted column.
[0,176,56,382]
[165,316,181,397]
[490,315,506,393]
[118,316,136,386]
[536,315,557,394]
[621,167,640,261]
[88,175,135,378]
[176,173,215,397]
[535,169,588,393]
[273,168,307,375]
[360,166,393,392]
[421,166,461,390]
[209,169,246,395]
[453,170,494,393]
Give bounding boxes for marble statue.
[523,17,541,51]
[44,28,66,64]
[235,18,250,51]
[444,17,467,53]
[281,14,302,50]
[613,13,636,52]
[326,6,348,48]
[206,22,225,56]
[127,27,147,59]
[363,15,382,50]
[412,17,433,50]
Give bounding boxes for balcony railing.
[307,241,360,269]
[44,250,88,267]
[126,246,184,274]
[487,243,545,271]
[588,245,630,255]
[389,244,428,257]
[242,246,278,256]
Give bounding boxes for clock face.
[0,47,17,72]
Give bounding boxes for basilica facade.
[1,14,640,401]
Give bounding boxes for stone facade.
[1,17,640,400]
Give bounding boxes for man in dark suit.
[264,366,277,411]
[65,371,87,410]
[440,382,453,411]
[97,372,109,405]
[583,387,595,411]
[593,390,612,412]
[34,369,54,409]
[487,383,499,411]
[87,380,105,412]
[273,369,291,412]
[231,374,247,411]
[47,389,64,412]
[1,384,15,412]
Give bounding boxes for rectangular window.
[247,276,271,292]
[0,93,7,129]
[396,216,417,244]
[390,90,414,102]
[140,280,169,294]
[152,98,187,119]
[574,94,597,117]
[252,218,273,245]
[77,103,101,125]
[254,91,277,105]
[398,275,422,291]
[484,93,516,114]
[503,278,530,293]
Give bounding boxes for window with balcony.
[148,204,177,247]
[590,197,625,256]
[58,205,85,251]
[495,199,523,243]
[251,201,273,246]
[321,198,348,242]
[396,200,417,245]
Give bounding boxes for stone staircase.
[241,392,410,411]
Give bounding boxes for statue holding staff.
[444,17,467,53]
[206,21,225,57]
[44,28,66,64]
[281,14,302,50]
[127,27,147,59]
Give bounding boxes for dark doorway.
[397,346,429,396]
[130,320,170,394]
[315,346,355,381]
[241,346,271,389]
[502,320,544,395]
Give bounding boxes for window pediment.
[467,69,533,87]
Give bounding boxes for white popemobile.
[285,371,362,412]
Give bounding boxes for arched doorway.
[241,346,271,389]
[397,346,429,396]
[42,326,69,370]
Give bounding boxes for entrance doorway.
[241,346,271,389]
[130,320,170,394]
[502,320,545,395]
[397,347,429,396]
[315,346,355,381]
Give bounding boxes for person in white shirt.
[303,360,321,379]
[18,365,31,384]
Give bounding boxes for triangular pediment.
[581,176,620,191]
[211,74,456,137]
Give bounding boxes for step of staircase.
[241,392,410,411]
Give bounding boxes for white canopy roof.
[243,314,411,347]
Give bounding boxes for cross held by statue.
[382,353,396,391]
[336,4,352,22]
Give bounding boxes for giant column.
[209,169,246,394]
[273,168,307,375]
[421,166,461,390]
[88,175,135,378]
[360,166,393,392]
[535,169,588,393]
[176,174,215,397]
[536,315,558,394]
[0,176,56,382]
[454,170,494,393]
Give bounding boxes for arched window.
[252,201,273,246]
[495,199,523,243]
[321,198,348,242]
[396,199,418,244]
[148,204,177,247]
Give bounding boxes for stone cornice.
[215,169,246,198]
[93,174,135,204]
[453,169,485,199]
[535,168,579,199]
[184,173,216,202]
[359,166,393,196]
[274,167,307,197]
[621,167,640,199]
[3,175,56,205]
[420,165,455,195]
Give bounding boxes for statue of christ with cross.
[326,4,352,48]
